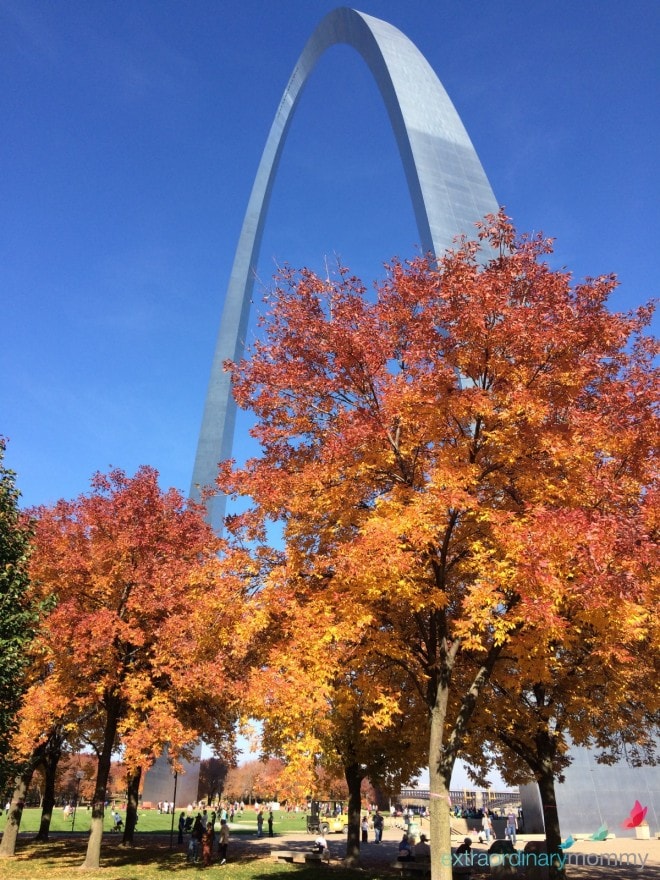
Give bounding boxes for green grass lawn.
[1,836,388,880]
[0,805,311,836]
[0,809,385,880]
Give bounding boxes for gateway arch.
[173,8,660,833]
[190,6,498,532]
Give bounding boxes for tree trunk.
[35,737,63,842]
[538,762,566,880]
[81,704,120,870]
[426,640,502,880]
[0,764,34,857]
[344,762,364,865]
[122,766,141,846]
[428,695,454,880]
[35,761,56,842]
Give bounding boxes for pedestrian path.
[230,824,660,875]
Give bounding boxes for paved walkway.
[229,823,660,876]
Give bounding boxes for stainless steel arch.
[191,6,499,531]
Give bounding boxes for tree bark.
[426,636,504,880]
[35,734,63,842]
[0,764,34,857]
[122,766,141,846]
[538,761,566,880]
[344,762,364,865]
[35,761,56,842]
[80,702,121,870]
[428,693,454,880]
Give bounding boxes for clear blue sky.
[2,0,659,511]
[6,0,655,789]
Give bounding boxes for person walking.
[218,818,230,865]
[373,810,384,843]
[505,811,517,846]
[257,809,264,838]
[188,814,203,863]
[481,811,492,843]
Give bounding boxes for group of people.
[397,831,431,861]
[156,800,175,814]
[474,808,518,845]
[395,804,518,863]
[182,811,230,867]
[255,808,274,837]
[360,809,385,843]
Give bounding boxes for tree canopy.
[1,214,656,879]
[218,212,658,879]
[21,467,250,868]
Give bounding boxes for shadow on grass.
[9,837,390,879]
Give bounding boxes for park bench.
[271,850,298,862]
[271,849,329,864]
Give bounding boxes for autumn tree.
[54,752,110,805]
[24,467,248,869]
[223,761,259,803]
[321,660,427,861]
[0,637,94,856]
[463,498,659,874]
[217,213,658,880]
[252,758,287,802]
[198,757,229,803]
[238,572,427,859]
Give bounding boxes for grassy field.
[0,808,382,880]
[0,805,311,836]
[1,836,384,880]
